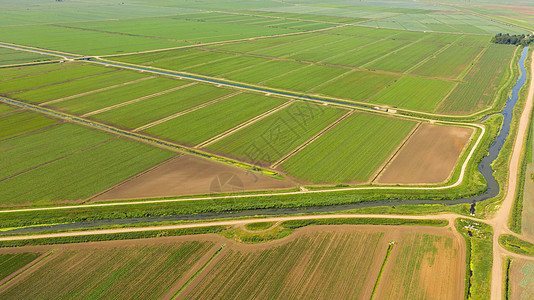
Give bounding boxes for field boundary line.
[360,35,429,69]
[0,96,280,180]
[0,42,76,59]
[370,242,395,300]
[0,250,56,292]
[40,76,155,106]
[404,34,463,74]
[258,64,312,84]
[133,91,241,132]
[85,154,183,203]
[93,57,488,119]
[82,82,197,117]
[0,96,487,213]
[316,31,402,66]
[209,10,351,26]
[270,110,354,168]
[195,100,295,148]
[0,60,62,69]
[370,122,422,184]
[50,23,190,44]
[456,46,488,82]
[307,69,355,93]
[170,244,226,300]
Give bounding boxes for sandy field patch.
[521,164,534,239]
[377,123,474,184]
[92,154,296,201]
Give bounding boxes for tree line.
[491,33,534,46]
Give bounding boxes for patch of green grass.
[456,218,493,299]
[281,112,416,183]
[500,234,534,256]
[244,221,276,231]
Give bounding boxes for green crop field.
[370,76,456,112]
[49,77,183,115]
[0,103,16,114]
[0,110,58,142]
[207,102,346,164]
[313,70,399,102]
[281,113,416,183]
[264,65,349,92]
[224,60,308,84]
[0,25,185,56]
[90,84,232,129]
[0,252,41,281]
[438,44,516,114]
[185,55,270,77]
[0,64,111,95]
[0,47,55,66]
[0,137,175,206]
[0,62,75,80]
[0,241,214,299]
[144,93,287,146]
[364,42,443,73]
[10,69,151,104]
[0,123,112,180]
[412,45,484,79]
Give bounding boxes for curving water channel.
[2,47,530,234]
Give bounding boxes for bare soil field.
[509,257,534,300]
[377,123,474,184]
[177,225,464,299]
[374,230,465,300]
[92,154,296,201]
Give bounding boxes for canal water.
[2,47,530,234]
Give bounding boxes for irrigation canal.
[1,47,530,234]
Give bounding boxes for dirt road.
[489,50,534,300]
[0,213,461,241]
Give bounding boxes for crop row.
[281,112,416,183]
[438,44,516,114]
